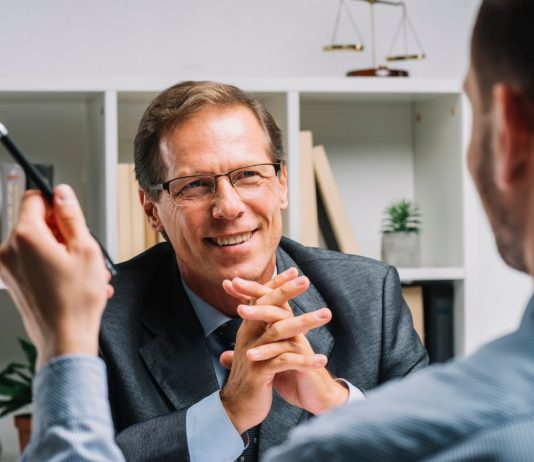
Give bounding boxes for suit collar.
[519,293,534,331]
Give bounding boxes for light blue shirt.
[183,281,365,462]
[20,355,125,462]
[183,282,246,462]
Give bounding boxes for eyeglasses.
[148,162,283,206]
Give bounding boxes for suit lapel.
[259,247,335,452]
[139,257,219,411]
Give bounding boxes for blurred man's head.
[466,0,534,273]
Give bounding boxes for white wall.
[0,0,480,81]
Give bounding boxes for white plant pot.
[381,232,420,267]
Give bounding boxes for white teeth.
[214,232,253,247]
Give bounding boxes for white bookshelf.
[1,76,533,455]
[0,77,530,368]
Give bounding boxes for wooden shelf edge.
[398,267,465,283]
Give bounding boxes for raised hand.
[219,274,331,434]
[0,185,113,370]
[221,270,349,416]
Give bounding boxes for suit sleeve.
[101,345,191,462]
[115,410,189,461]
[379,266,428,382]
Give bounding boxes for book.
[423,283,454,363]
[298,131,319,247]
[128,166,146,257]
[402,285,424,343]
[117,163,133,261]
[316,186,339,251]
[312,145,359,255]
[1,163,26,242]
[118,163,160,261]
[1,163,26,241]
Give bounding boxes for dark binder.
[423,283,454,363]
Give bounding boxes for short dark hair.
[134,80,285,200]
[472,0,534,109]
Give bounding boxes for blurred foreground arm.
[0,185,124,462]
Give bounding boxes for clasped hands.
[219,268,349,434]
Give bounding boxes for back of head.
[472,0,534,109]
[134,80,284,200]
[471,0,534,275]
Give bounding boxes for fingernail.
[55,184,75,202]
[315,354,327,366]
[241,305,255,314]
[292,277,307,287]
[248,348,260,359]
[315,308,330,320]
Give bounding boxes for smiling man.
[99,81,427,462]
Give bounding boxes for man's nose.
[211,176,246,220]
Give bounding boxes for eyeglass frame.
[147,161,284,204]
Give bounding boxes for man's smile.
[209,230,255,247]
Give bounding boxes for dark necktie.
[214,318,259,462]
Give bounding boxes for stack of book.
[0,163,26,242]
[0,162,54,243]
[117,163,162,262]
[298,131,359,254]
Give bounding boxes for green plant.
[0,339,36,417]
[382,199,421,234]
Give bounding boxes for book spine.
[402,285,424,344]
[1,164,26,241]
[423,283,454,363]
[312,144,359,255]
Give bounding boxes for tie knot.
[214,317,242,351]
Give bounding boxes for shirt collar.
[182,280,231,338]
[182,267,278,339]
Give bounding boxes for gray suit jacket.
[266,294,534,462]
[100,236,428,461]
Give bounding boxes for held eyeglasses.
[148,161,283,206]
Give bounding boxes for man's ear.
[139,188,164,232]
[493,84,533,190]
[279,163,289,210]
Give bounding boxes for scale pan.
[385,53,426,62]
[347,66,409,77]
[323,43,365,52]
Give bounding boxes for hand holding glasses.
[0,122,117,276]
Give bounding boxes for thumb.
[219,350,234,370]
[53,184,90,244]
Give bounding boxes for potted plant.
[381,199,422,267]
[0,338,36,454]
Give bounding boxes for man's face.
[153,105,288,293]
[465,67,527,271]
